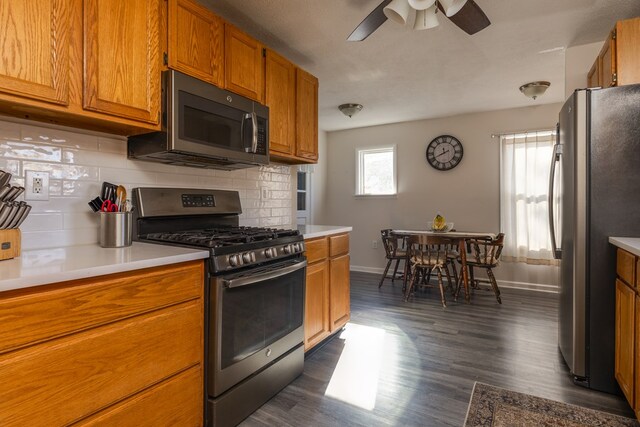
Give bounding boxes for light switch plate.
[25,170,50,201]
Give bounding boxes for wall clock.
[426,135,464,171]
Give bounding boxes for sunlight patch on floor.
[324,323,386,410]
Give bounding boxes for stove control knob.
[228,254,239,267]
[251,252,257,262]
[293,243,301,252]
[265,248,275,258]
[283,244,292,254]
[242,252,252,264]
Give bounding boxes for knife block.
[0,229,21,260]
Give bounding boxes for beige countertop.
[0,242,209,293]
[609,237,640,257]
[297,225,353,240]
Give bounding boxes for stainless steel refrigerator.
[550,85,640,394]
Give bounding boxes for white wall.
[565,42,602,98]
[317,103,563,289]
[0,118,295,250]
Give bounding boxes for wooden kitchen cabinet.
[615,278,635,404]
[0,0,72,105]
[265,49,296,156]
[0,261,204,427]
[224,24,264,102]
[304,260,331,350]
[84,0,161,124]
[167,0,224,87]
[304,232,351,352]
[295,67,319,162]
[589,17,640,88]
[614,247,640,419]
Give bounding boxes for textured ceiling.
[202,0,640,131]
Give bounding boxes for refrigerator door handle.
[548,142,562,259]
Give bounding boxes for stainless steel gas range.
[132,187,305,427]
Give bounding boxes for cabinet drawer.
[617,249,636,286]
[74,365,202,426]
[0,261,203,354]
[0,300,202,427]
[329,233,349,257]
[305,237,328,264]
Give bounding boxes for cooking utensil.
[13,204,31,228]
[116,185,126,210]
[101,182,118,203]
[88,197,103,213]
[101,199,118,212]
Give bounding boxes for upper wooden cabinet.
[167,0,223,87]
[589,17,640,88]
[224,24,264,102]
[295,68,319,162]
[0,0,71,105]
[265,49,296,156]
[83,0,161,124]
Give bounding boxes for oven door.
[208,258,306,397]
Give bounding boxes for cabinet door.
[330,254,351,331]
[0,0,71,105]
[224,24,264,102]
[83,0,161,124]
[587,58,600,88]
[600,30,616,87]
[265,49,295,156]
[295,68,319,161]
[615,279,635,404]
[168,0,223,87]
[304,260,330,350]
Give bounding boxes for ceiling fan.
[347,0,490,41]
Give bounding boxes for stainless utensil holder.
[99,211,132,248]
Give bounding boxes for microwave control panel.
[256,118,267,155]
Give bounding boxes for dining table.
[391,230,496,303]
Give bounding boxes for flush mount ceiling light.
[348,0,490,41]
[519,81,551,100]
[339,103,363,118]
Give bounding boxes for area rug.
[464,382,639,426]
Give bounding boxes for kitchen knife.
[0,203,11,228]
[0,203,19,229]
[0,185,11,201]
[13,204,31,228]
[7,203,28,229]
[0,171,11,188]
[6,186,24,202]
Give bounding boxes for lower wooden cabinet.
[0,261,204,427]
[614,248,640,419]
[304,232,350,351]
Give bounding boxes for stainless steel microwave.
[128,70,269,170]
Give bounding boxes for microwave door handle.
[250,112,258,153]
[241,113,252,153]
[223,260,307,289]
[548,142,562,259]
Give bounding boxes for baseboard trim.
[350,265,558,294]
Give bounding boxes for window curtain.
[500,131,558,265]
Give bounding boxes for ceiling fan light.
[339,103,363,118]
[519,81,551,100]
[438,0,468,17]
[383,0,411,25]
[408,0,436,10]
[413,5,439,30]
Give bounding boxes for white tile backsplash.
[0,119,294,250]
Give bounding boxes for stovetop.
[142,226,300,249]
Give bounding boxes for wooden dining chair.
[404,234,454,307]
[379,229,407,288]
[456,233,505,304]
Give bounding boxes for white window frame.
[355,145,398,197]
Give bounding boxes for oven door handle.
[222,260,307,289]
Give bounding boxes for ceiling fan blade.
[438,0,491,35]
[347,0,392,41]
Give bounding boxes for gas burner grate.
[143,226,299,248]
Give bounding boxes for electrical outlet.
[372,240,378,249]
[25,170,49,201]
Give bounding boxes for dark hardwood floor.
[241,271,635,426]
